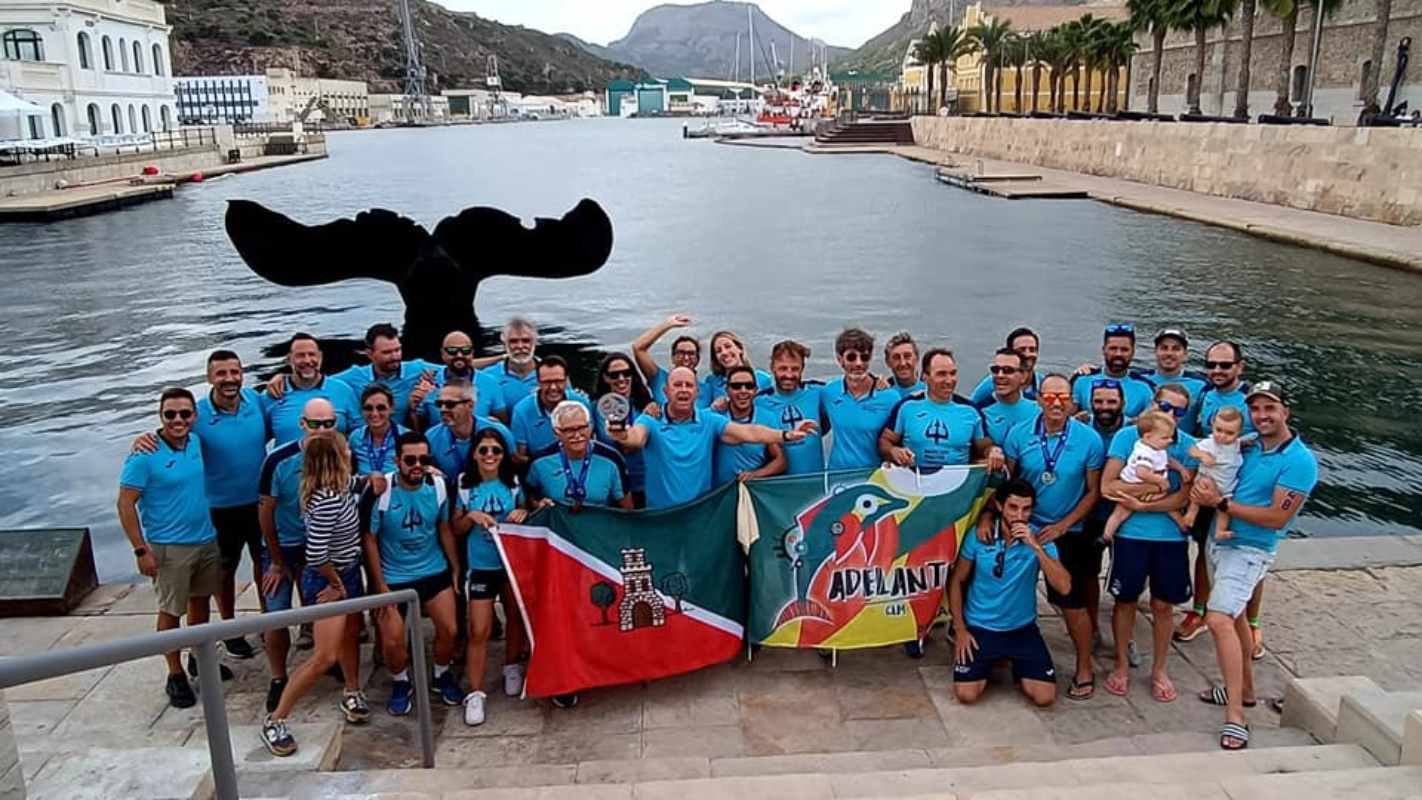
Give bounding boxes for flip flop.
[1220,721,1250,750]
[1067,676,1095,701]
[1104,673,1129,697]
[1199,685,1257,708]
[1152,676,1178,703]
[1252,640,1267,661]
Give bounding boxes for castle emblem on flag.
[617,548,666,631]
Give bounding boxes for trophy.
[597,393,632,433]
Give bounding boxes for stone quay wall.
[911,115,1422,225]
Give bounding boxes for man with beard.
[713,364,787,485]
[412,330,507,429]
[1134,329,1209,435]
[528,402,632,510]
[980,348,1041,445]
[262,334,360,445]
[823,329,901,470]
[883,331,924,399]
[881,349,1003,473]
[608,366,813,509]
[362,431,465,714]
[1071,324,1155,419]
[971,327,1044,406]
[510,356,593,464]
[632,314,702,406]
[424,380,515,479]
[756,340,827,475]
[117,388,224,708]
[329,323,434,425]
[479,317,541,413]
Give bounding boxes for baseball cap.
[1246,380,1288,405]
[1154,328,1189,347]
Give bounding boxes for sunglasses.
[303,417,337,429]
[401,454,434,467]
[1204,360,1237,370]
[989,365,1019,375]
[362,403,390,413]
[605,369,634,380]
[728,381,758,391]
[1105,323,1136,336]
[993,545,1006,579]
[476,445,504,456]
[434,399,469,410]
[444,346,474,356]
[1039,392,1071,405]
[841,351,870,363]
[1157,401,1188,418]
[1092,378,1122,390]
[162,409,194,420]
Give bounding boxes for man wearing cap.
[1070,324,1155,420]
[1189,381,1317,751]
[1134,329,1209,436]
[971,327,1044,406]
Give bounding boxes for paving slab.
[636,773,833,800]
[1217,765,1422,800]
[1280,675,1383,741]
[26,745,212,800]
[712,749,932,778]
[189,721,343,775]
[1272,537,1422,571]
[641,724,747,759]
[534,732,641,765]
[1335,689,1422,765]
[576,756,710,784]
[967,782,1230,800]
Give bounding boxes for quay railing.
[0,589,435,800]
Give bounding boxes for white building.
[443,87,523,119]
[173,74,269,124]
[0,0,176,140]
[263,68,368,124]
[369,93,449,124]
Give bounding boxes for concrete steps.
[1283,675,1422,766]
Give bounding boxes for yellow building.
[899,24,933,114]
[953,3,1130,114]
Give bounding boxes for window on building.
[1186,73,1198,100]
[1358,60,1372,99]
[101,35,112,70]
[152,43,163,75]
[86,103,99,135]
[28,116,41,139]
[119,37,128,71]
[160,104,172,132]
[51,103,64,136]
[127,104,137,133]
[141,105,151,132]
[132,40,143,73]
[110,103,122,133]
[2,29,45,62]
[1291,65,1308,101]
[77,32,91,69]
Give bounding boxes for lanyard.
[558,447,593,505]
[1036,418,1070,480]
[363,427,394,471]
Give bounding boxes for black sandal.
[1200,685,1257,708]
[1220,721,1250,750]
[1067,676,1095,701]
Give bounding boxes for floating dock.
[935,167,1088,199]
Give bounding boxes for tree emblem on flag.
[616,548,666,631]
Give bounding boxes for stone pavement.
[4,538,1422,794]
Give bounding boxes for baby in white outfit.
[1103,411,1189,541]
[1183,406,1249,539]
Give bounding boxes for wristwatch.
[1215,498,1230,513]
[133,546,148,557]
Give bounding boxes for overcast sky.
[441,1,906,49]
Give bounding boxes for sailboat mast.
[747,5,755,84]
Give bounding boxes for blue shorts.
[953,624,1056,684]
[299,563,365,608]
[1107,537,1192,605]
[259,544,306,611]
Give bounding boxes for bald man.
[411,330,508,429]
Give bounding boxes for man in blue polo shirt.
[478,318,541,413]
[1134,329,1209,435]
[980,348,1041,445]
[755,340,825,474]
[1197,341,1252,436]
[1190,380,1316,750]
[117,388,222,709]
[948,479,1071,707]
[424,379,515,478]
[262,333,360,444]
[1100,383,1199,703]
[328,323,436,425]
[1071,323,1155,419]
[528,402,632,509]
[881,348,1003,472]
[411,330,507,428]
[1001,373,1105,698]
[510,356,591,464]
[883,331,925,399]
[713,364,787,485]
[632,314,702,406]
[822,329,900,470]
[609,366,814,509]
[971,327,1044,406]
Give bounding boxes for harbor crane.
[399,0,432,122]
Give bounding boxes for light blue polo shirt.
[593,403,645,493]
[637,410,729,509]
[822,378,900,470]
[455,478,522,570]
[1217,434,1318,554]
[527,450,626,507]
[364,479,449,584]
[1071,370,1155,419]
[1107,426,1200,542]
[332,359,439,426]
[479,361,539,414]
[1004,417,1106,530]
[261,377,360,446]
[416,366,507,428]
[195,388,268,508]
[756,384,826,475]
[510,391,592,456]
[1135,369,1209,435]
[891,395,985,469]
[1198,384,1255,436]
[425,418,515,479]
[894,380,926,399]
[970,371,1042,407]
[960,530,1057,632]
[119,434,217,546]
[713,406,777,486]
[1088,420,1127,522]
[699,368,773,409]
[258,440,307,547]
[350,424,408,475]
[981,395,1041,445]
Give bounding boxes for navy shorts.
[298,563,364,608]
[210,504,262,573]
[1107,537,1192,605]
[388,571,454,618]
[953,624,1056,684]
[1047,522,1106,610]
[465,568,507,601]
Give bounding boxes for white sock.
[433,663,449,678]
[392,669,409,682]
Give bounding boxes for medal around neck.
[597,393,631,429]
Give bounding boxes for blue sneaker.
[432,670,464,706]
[387,679,412,716]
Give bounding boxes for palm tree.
[1362,0,1391,112]
[1026,32,1052,112]
[912,35,941,115]
[1101,21,1140,112]
[934,26,975,112]
[1128,0,1173,112]
[1046,26,1077,112]
[1057,18,1089,110]
[1264,0,1298,115]
[1232,0,1258,118]
[1006,35,1029,113]
[1070,15,1108,113]
[968,18,1014,113]
[1169,0,1239,115]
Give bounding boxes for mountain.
[162,0,643,94]
[554,33,619,64]
[601,1,850,81]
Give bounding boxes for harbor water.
[1,117,1419,580]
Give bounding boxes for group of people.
[116,314,1316,756]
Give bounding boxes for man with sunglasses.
[256,398,342,711]
[980,348,1041,445]
[412,330,508,429]
[528,401,632,509]
[1070,323,1155,420]
[261,333,361,446]
[713,364,787,485]
[823,329,901,470]
[511,356,594,466]
[948,480,1070,708]
[478,318,541,413]
[1134,329,1209,436]
[608,366,815,509]
[632,314,702,406]
[881,348,1003,473]
[883,331,925,399]
[757,340,827,475]
[425,380,516,479]
[361,431,464,713]
[971,327,1044,406]
[118,388,224,709]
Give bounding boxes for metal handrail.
[0,588,435,800]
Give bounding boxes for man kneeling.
[949,479,1071,707]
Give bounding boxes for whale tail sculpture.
[224,198,614,359]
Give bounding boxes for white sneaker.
[463,690,487,726]
[502,664,524,697]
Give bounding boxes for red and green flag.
[496,483,745,698]
[741,465,991,650]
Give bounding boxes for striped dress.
[302,479,365,569]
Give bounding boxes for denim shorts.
[259,545,306,611]
[1206,542,1274,618]
[299,563,365,608]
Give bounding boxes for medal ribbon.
[1036,418,1070,477]
[364,427,394,472]
[558,446,593,504]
